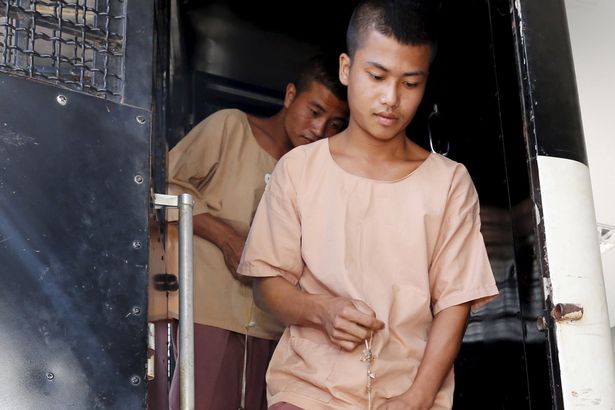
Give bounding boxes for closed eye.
[368,72,384,81]
[330,120,346,131]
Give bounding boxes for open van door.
[0,1,156,408]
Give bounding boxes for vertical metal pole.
[178,193,194,410]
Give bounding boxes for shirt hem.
[433,284,499,315]
[166,315,283,341]
[238,261,300,285]
[269,392,334,410]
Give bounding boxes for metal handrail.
[153,193,194,410]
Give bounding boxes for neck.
[259,109,294,152]
[247,109,294,160]
[341,120,409,160]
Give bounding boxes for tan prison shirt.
[166,109,285,340]
[238,139,499,409]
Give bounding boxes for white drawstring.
[239,320,256,410]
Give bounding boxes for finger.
[330,326,366,343]
[332,317,372,340]
[224,257,240,279]
[375,400,397,410]
[333,339,360,352]
[229,252,241,270]
[233,250,243,263]
[342,308,385,331]
[350,300,386,330]
[225,259,237,275]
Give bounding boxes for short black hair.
[294,53,347,103]
[346,0,438,58]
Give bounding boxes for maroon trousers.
[147,320,171,410]
[168,321,277,410]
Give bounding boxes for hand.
[376,303,470,410]
[192,213,248,281]
[375,399,424,410]
[375,387,434,410]
[219,231,246,281]
[316,296,385,351]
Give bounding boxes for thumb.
[338,340,359,352]
[352,300,385,330]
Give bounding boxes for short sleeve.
[429,165,499,315]
[237,150,305,285]
[166,112,228,221]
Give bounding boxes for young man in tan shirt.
[164,55,349,410]
[238,1,498,409]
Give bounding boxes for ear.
[339,53,351,86]
[283,83,297,108]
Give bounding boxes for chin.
[369,128,400,142]
[291,138,308,147]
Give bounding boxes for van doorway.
[149,1,554,409]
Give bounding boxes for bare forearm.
[192,213,237,248]
[253,276,385,351]
[187,213,245,277]
[253,276,323,327]
[411,303,471,404]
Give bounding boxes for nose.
[312,117,328,139]
[380,82,399,108]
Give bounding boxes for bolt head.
[536,316,547,331]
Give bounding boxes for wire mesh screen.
[0,0,126,100]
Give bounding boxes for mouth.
[374,112,399,126]
[299,135,317,144]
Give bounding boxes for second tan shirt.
[166,109,284,340]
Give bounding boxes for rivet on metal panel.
[130,375,141,385]
[132,240,142,249]
[136,115,147,125]
[46,372,55,381]
[134,175,144,184]
[56,95,68,106]
[536,316,547,331]
[551,303,583,321]
[131,306,142,316]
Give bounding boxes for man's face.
[283,81,349,147]
[340,29,431,142]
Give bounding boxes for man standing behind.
[166,54,349,410]
[238,1,498,409]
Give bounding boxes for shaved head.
[346,0,438,58]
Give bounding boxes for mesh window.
[0,0,126,101]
